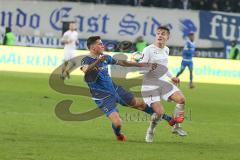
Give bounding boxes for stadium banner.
[0,33,225,58]
[0,0,219,48]
[169,46,225,58]
[1,45,240,85]
[199,11,240,43]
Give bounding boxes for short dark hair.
[157,26,170,34]
[188,32,194,36]
[87,36,101,49]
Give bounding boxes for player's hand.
[171,77,180,86]
[151,63,158,71]
[98,55,107,62]
[141,63,158,70]
[80,65,89,73]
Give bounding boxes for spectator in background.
[222,0,232,12]
[3,27,15,46]
[229,40,240,60]
[232,0,240,13]
[190,0,199,10]
[211,0,219,11]
[140,0,153,7]
[104,0,129,5]
[134,36,147,52]
[181,0,189,9]
[198,0,209,10]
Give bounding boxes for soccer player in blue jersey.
[176,32,196,88]
[80,36,177,141]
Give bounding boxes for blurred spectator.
[222,0,232,12]
[228,40,240,60]
[198,0,209,10]
[3,27,16,46]
[232,0,240,13]
[134,36,147,52]
[140,0,154,7]
[211,0,219,11]
[182,0,189,9]
[173,0,182,9]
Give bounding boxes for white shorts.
[141,80,180,106]
[64,50,75,61]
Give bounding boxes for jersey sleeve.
[140,47,150,63]
[81,56,99,83]
[166,47,170,55]
[75,32,79,41]
[106,55,117,65]
[62,32,68,41]
[186,41,193,50]
[80,56,91,68]
[187,41,192,48]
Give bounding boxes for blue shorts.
[181,60,193,70]
[93,85,134,117]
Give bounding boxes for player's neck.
[154,42,165,49]
[90,51,102,58]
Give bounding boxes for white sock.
[174,104,185,117]
[150,113,162,130]
[175,123,181,128]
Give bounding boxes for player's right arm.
[106,50,151,68]
[116,60,149,67]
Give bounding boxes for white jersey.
[140,44,170,80]
[62,30,78,61]
[140,44,179,104]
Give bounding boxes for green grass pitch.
[0,71,240,160]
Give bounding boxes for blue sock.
[162,114,173,122]
[143,105,154,115]
[190,70,193,84]
[112,123,121,136]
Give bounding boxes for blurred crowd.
[46,0,240,13]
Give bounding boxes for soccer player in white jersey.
[61,22,79,80]
[140,26,187,143]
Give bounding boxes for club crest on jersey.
[153,51,160,54]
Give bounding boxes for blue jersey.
[81,54,134,116]
[81,54,117,99]
[182,40,196,61]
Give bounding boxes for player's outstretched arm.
[116,60,149,67]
